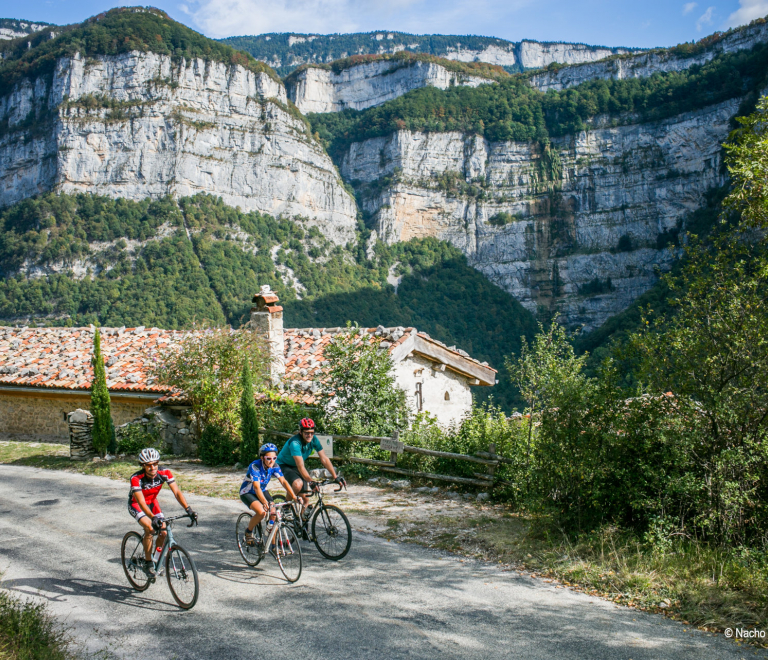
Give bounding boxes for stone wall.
[116,405,197,456]
[0,392,147,443]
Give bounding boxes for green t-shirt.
[277,434,323,468]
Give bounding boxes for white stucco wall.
[393,354,473,428]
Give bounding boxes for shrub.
[198,424,240,466]
[0,589,73,660]
[239,362,260,465]
[617,234,634,252]
[116,424,160,457]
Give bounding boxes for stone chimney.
[251,285,285,384]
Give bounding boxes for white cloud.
[724,0,768,28]
[696,6,715,30]
[682,2,697,15]
[181,0,534,39]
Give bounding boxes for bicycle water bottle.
[154,545,163,563]
[266,519,275,534]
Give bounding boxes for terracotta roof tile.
[0,326,184,394]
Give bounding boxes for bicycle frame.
[150,514,193,571]
[258,502,295,559]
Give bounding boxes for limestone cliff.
[529,20,768,91]
[341,100,737,330]
[0,19,50,41]
[445,40,635,69]
[286,59,494,114]
[0,50,357,244]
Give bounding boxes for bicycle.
[121,513,199,609]
[235,501,302,583]
[272,474,352,561]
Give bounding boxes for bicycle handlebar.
[153,512,198,530]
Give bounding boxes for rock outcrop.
[0,20,50,41]
[445,40,635,69]
[286,59,494,114]
[0,50,357,244]
[529,20,768,91]
[341,100,737,330]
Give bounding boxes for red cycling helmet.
[299,418,315,430]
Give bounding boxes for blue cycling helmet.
[259,443,278,456]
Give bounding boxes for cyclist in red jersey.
[128,448,197,577]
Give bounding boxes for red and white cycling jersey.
[128,468,175,509]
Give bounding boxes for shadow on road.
[0,577,180,612]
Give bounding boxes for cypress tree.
[239,362,260,465]
[90,327,113,456]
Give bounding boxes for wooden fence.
[260,429,513,489]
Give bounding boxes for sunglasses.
[262,456,277,462]
[144,462,159,468]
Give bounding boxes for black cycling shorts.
[240,490,273,509]
[279,464,305,489]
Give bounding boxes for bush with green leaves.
[198,424,240,467]
[0,588,74,660]
[239,362,260,465]
[116,424,161,457]
[319,325,410,437]
[153,326,269,439]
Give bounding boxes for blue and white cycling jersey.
[240,459,284,496]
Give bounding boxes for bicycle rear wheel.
[121,531,151,591]
[165,544,199,610]
[236,512,264,567]
[275,524,302,583]
[312,505,352,560]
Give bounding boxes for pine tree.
[239,362,260,465]
[90,327,113,456]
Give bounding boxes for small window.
[415,382,423,412]
[444,391,450,401]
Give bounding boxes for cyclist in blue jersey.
[240,443,297,546]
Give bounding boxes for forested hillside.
[0,193,536,408]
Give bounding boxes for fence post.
[487,442,496,481]
[390,430,400,465]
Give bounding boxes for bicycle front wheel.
[275,524,302,583]
[165,544,199,610]
[312,505,352,560]
[121,531,151,591]
[236,512,264,567]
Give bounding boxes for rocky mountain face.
[286,59,494,114]
[0,19,50,41]
[529,19,768,91]
[0,50,357,244]
[341,99,737,330]
[222,31,638,76]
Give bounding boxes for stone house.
[0,288,496,446]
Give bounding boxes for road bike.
[121,513,199,609]
[272,474,352,561]
[235,501,302,582]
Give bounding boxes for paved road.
[0,465,762,660]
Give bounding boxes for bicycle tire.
[275,524,302,583]
[311,504,352,560]
[236,512,264,567]
[165,544,199,610]
[121,531,151,591]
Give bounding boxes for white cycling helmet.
[138,447,161,464]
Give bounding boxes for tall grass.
[0,589,74,659]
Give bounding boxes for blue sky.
[3,0,767,48]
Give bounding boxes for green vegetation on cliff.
[0,7,279,95]
[310,42,768,158]
[0,192,535,409]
